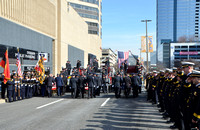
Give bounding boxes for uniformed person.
[157,70,165,111]
[180,62,195,130]
[124,74,131,98]
[185,70,200,129]
[7,75,14,102]
[87,73,94,98]
[70,74,78,98]
[113,73,122,98]
[12,74,17,101]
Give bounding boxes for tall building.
[68,0,102,37]
[150,51,156,65]
[157,0,199,67]
[101,48,117,73]
[0,0,102,74]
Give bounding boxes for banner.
[141,36,146,52]
[148,36,153,53]
[141,36,153,53]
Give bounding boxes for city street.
[0,92,173,130]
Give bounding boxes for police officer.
[96,74,102,96]
[180,62,195,130]
[78,74,86,98]
[124,74,131,98]
[70,74,78,98]
[185,70,200,129]
[7,75,15,102]
[87,73,94,98]
[113,73,121,98]
[131,73,140,98]
[93,73,98,97]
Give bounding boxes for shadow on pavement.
[81,92,171,130]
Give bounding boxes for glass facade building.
[157,0,199,67]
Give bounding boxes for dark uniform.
[185,70,200,129]
[87,74,94,98]
[7,79,14,102]
[180,62,195,130]
[113,74,121,98]
[70,75,78,98]
[124,75,131,98]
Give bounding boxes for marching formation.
[146,62,200,130]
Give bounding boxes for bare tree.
[178,35,187,42]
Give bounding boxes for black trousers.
[71,87,77,98]
[47,86,52,97]
[88,87,93,98]
[1,83,6,99]
[115,87,121,98]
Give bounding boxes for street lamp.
[141,20,152,73]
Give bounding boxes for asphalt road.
[0,92,173,130]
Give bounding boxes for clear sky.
[102,0,156,60]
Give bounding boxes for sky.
[102,0,156,60]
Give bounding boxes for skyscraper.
[67,0,102,38]
[157,0,199,67]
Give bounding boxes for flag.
[16,50,22,77]
[0,50,10,84]
[118,51,129,68]
[35,56,45,84]
[35,59,41,73]
[38,56,45,84]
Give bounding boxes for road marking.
[101,98,110,107]
[36,99,64,109]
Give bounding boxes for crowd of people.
[146,62,200,130]
[0,59,112,102]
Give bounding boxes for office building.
[150,51,156,65]
[0,0,102,74]
[101,48,117,72]
[68,0,102,37]
[170,42,200,67]
[157,0,199,67]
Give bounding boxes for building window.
[88,30,98,34]
[79,0,99,5]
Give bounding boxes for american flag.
[16,52,22,77]
[118,51,129,68]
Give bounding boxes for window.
[79,0,99,5]
[181,46,188,48]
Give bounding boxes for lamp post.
[141,20,151,73]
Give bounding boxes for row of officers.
[146,62,200,130]
[0,71,143,102]
[0,72,112,102]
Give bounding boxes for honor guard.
[185,70,200,129]
[21,77,26,99]
[157,70,165,111]
[13,74,17,101]
[180,62,195,130]
[6,76,14,102]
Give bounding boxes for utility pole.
[141,20,151,73]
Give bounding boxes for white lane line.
[36,99,64,109]
[101,98,110,107]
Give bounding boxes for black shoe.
[169,125,177,129]
[166,119,173,123]
[159,109,164,112]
